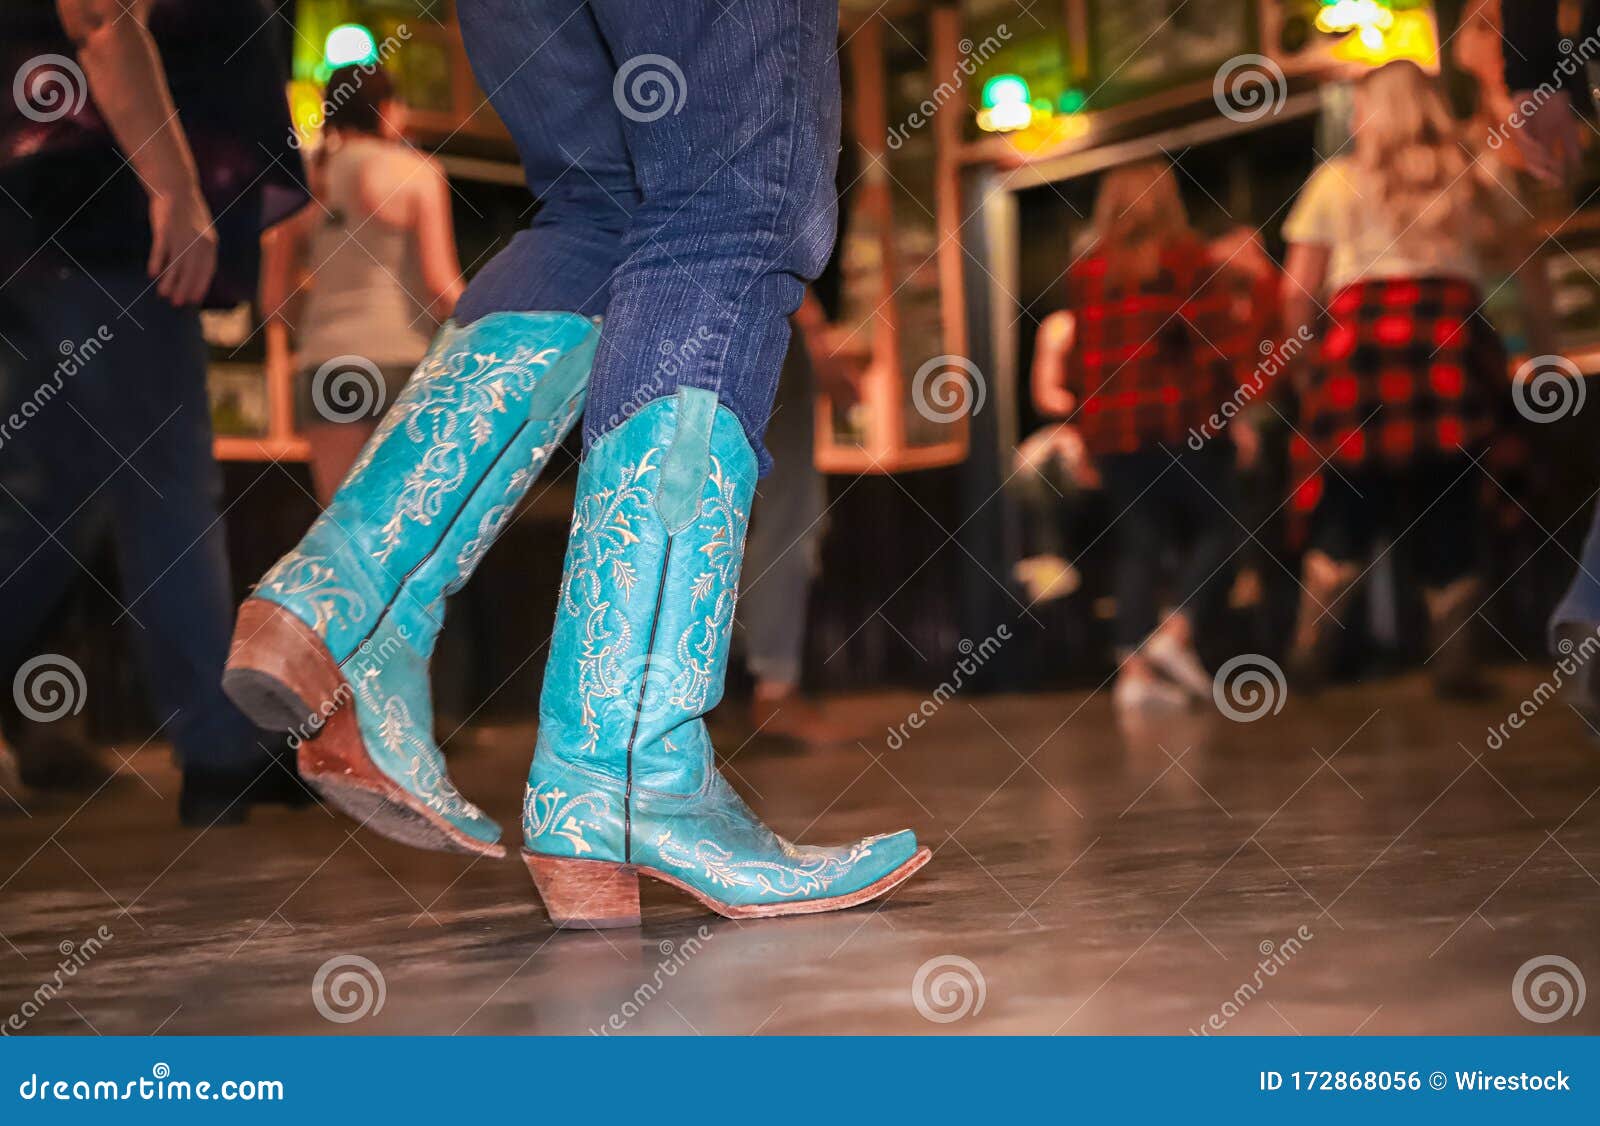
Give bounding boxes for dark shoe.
[1428,578,1490,700]
[179,751,315,827]
[13,730,113,792]
[0,737,26,811]
[1286,553,1358,692]
[748,690,858,747]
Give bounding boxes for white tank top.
[296,136,436,368]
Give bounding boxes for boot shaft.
[534,389,757,797]
[254,312,598,662]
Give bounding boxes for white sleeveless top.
[296,136,436,368]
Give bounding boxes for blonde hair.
[1352,60,1498,248]
[1089,160,1195,287]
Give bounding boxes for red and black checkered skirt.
[1288,276,1508,535]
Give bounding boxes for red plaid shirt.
[1286,275,1508,545]
[1065,239,1251,456]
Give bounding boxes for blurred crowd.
[1017,57,1558,713]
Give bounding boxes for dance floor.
[3,669,1598,1035]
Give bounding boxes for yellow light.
[977,101,1033,133]
[1330,9,1437,67]
[1316,0,1395,35]
[1360,24,1385,50]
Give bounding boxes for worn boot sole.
[225,599,504,859]
[523,847,932,929]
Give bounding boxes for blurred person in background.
[735,293,856,746]
[262,63,463,504]
[1500,0,1600,707]
[1280,60,1548,697]
[1033,160,1265,713]
[1499,0,1596,186]
[0,0,308,821]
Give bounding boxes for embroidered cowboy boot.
[520,388,930,927]
[225,312,600,857]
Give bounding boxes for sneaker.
[1112,673,1190,714]
[1145,634,1213,699]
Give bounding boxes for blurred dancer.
[1499,0,1596,185]
[0,0,308,822]
[1503,2,1600,697]
[1036,161,1259,712]
[225,0,928,926]
[1281,61,1542,696]
[736,296,855,745]
[262,64,463,503]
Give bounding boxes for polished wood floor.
[2,669,1597,1035]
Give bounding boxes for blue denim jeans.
[0,264,263,771]
[1551,496,1600,650]
[453,0,841,472]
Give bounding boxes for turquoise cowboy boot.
[520,388,930,926]
[225,312,600,857]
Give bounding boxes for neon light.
[982,74,1029,110]
[324,23,379,68]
